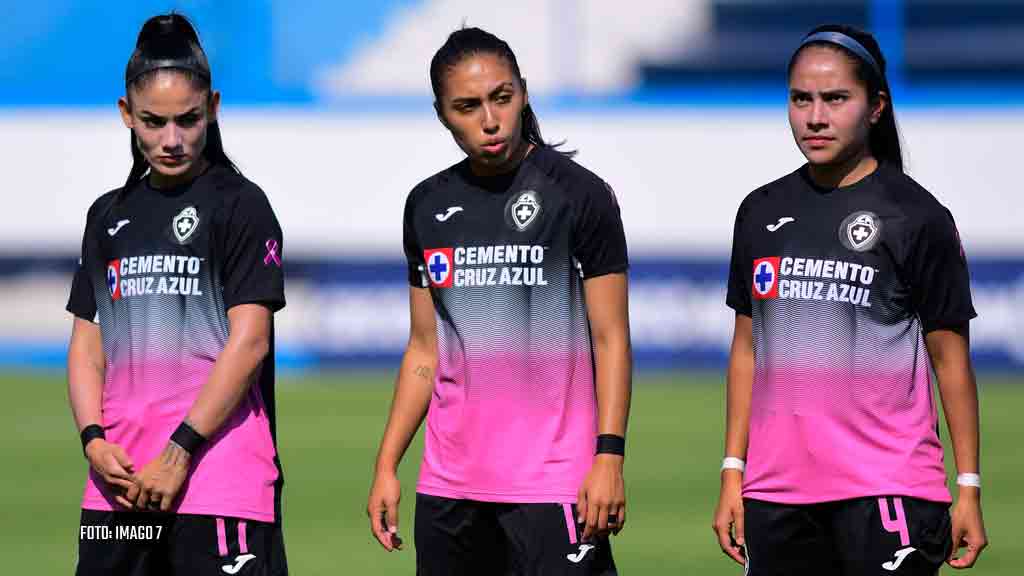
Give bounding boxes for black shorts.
[76,509,287,576]
[743,496,951,576]
[414,493,617,576]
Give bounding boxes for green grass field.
[2,371,1021,574]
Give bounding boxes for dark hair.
[788,24,903,171]
[121,13,239,192]
[429,27,574,157]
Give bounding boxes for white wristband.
[722,457,746,472]
[956,473,981,488]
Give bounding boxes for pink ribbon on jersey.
[264,239,281,267]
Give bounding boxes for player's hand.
[712,469,746,565]
[84,439,137,509]
[577,453,626,541]
[367,471,403,551]
[948,487,987,569]
[125,442,191,512]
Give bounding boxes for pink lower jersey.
[82,352,279,522]
[743,366,949,504]
[417,352,597,503]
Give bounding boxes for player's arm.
[68,317,105,441]
[129,303,272,511]
[368,286,438,551]
[723,314,753,463]
[714,313,753,565]
[67,208,137,509]
[714,198,754,565]
[577,272,632,540]
[67,317,136,507]
[926,324,987,569]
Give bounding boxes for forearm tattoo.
[414,365,433,382]
[163,440,191,467]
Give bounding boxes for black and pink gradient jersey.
[403,146,628,503]
[727,164,976,505]
[67,165,286,522]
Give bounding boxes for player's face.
[119,73,219,184]
[788,47,884,168]
[437,53,528,175]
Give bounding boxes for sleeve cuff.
[224,294,286,313]
[66,304,98,324]
[921,311,977,334]
[581,262,629,280]
[725,298,752,317]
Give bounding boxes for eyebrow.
[450,82,515,105]
[789,88,852,96]
[139,107,202,120]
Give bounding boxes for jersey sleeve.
[572,180,629,278]
[66,205,101,323]
[403,190,428,287]
[907,208,976,332]
[218,189,286,312]
[726,199,753,316]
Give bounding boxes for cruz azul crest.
[840,211,882,252]
[173,206,200,243]
[510,190,541,231]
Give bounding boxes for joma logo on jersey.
[752,257,780,299]
[424,248,454,288]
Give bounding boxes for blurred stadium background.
[2,1,1022,573]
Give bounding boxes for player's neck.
[148,157,210,190]
[808,151,878,190]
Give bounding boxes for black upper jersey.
[403,146,628,503]
[726,164,975,504]
[67,165,286,521]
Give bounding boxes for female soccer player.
[67,14,287,575]
[366,27,632,575]
[713,24,987,575]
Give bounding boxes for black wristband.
[80,424,106,454]
[596,434,625,456]
[170,421,206,455]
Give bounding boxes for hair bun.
[156,16,177,36]
[136,13,200,49]
[126,13,210,86]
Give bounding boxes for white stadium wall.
[5,109,1021,256]
[3,109,1023,369]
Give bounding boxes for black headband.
[800,31,882,79]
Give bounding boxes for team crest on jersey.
[509,190,541,231]
[172,206,200,244]
[423,248,454,288]
[751,257,780,299]
[840,211,882,252]
[106,259,122,301]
